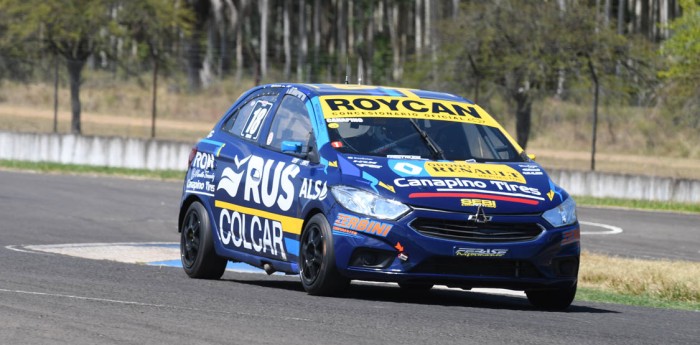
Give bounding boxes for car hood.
[334,154,568,214]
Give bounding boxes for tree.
[435,0,656,149]
[661,0,700,91]
[0,0,120,134]
[118,0,191,138]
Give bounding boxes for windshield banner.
[319,95,499,126]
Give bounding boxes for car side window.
[265,95,313,152]
[222,95,278,141]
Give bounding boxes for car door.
[208,88,291,263]
[252,93,328,266]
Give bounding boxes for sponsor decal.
[393,177,543,204]
[192,152,215,171]
[299,178,328,200]
[391,161,424,176]
[547,190,555,201]
[333,213,393,237]
[326,117,364,123]
[455,248,508,257]
[518,164,543,176]
[389,160,526,184]
[328,122,340,129]
[332,227,358,236]
[216,200,304,260]
[319,96,496,126]
[424,161,525,183]
[285,87,307,101]
[561,228,580,246]
[461,199,496,208]
[217,155,299,212]
[186,152,218,195]
[347,156,382,169]
[386,155,422,160]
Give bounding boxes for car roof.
[258,83,474,104]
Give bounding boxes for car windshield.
[326,118,524,162]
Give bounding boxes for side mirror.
[527,153,537,161]
[281,141,303,154]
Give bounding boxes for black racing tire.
[299,214,349,295]
[180,201,227,279]
[526,282,577,310]
[398,282,434,291]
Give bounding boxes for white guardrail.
[1,131,699,203]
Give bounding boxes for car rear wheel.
[180,201,227,279]
[299,214,349,295]
[526,282,577,310]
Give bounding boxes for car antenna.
[344,55,350,84]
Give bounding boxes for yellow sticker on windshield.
[319,95,499,126]
[425,162,526,183]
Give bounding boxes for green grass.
[0,159,185,180]
[576,287,700,312]
[574,195,700,214]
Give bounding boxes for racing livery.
[178,84,580,310]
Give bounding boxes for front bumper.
[329,205,580,290]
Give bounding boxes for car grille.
[411,257,542,279]
[410,218,543,243]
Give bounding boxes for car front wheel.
[299,214,349,295]
[526,282,577,310]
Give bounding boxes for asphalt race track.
[1,170,698,344]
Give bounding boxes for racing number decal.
[241,100,272,140]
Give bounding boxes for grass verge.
[574,195,700,214]
[578,251,700,311]
[0,160,185,181]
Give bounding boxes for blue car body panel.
[179,83,580,290]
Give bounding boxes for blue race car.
[178,83,580,310]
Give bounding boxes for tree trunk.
[415,0,423,60]
[389,2,401,81]
[312,0,320,82]
[641,0,650,39]
[514,92,532,149]
[53,56,59,133]
[186,29,203,91]
[151,58,158,139]
[186,0,210,92]
[234,0,245,83]
[66,57,86,135]
[366,0,375,84]
[298,0,308,82]
[338,0,347,80]
[618,0,625,34]
[259,0,269,80]
[283,0,291,80]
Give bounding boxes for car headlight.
[331,185,410,220]
[542,197,577,227]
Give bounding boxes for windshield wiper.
[407,119,446,160]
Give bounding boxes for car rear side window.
[265,95,313,152]
[223,95,278,141]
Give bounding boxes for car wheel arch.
[179,194,205,232]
